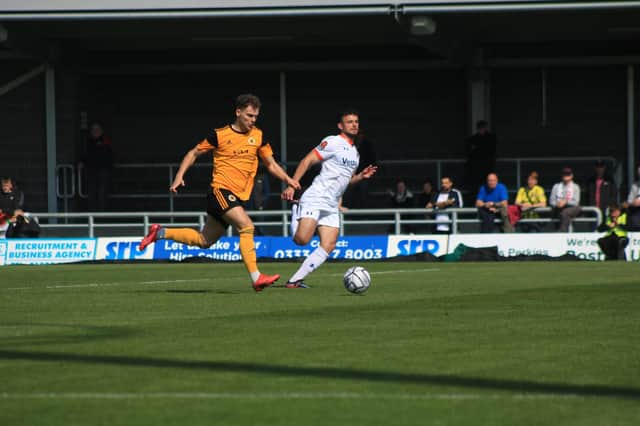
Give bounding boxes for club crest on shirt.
[247,137,256,145]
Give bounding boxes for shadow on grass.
[130,289,241,295]
[0,349,638,400]
[0,324,135,347]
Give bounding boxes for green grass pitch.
[1,261,639,425]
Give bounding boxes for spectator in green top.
[514,171,547,232]
[597,204,628,261]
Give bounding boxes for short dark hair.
[337,108,359,123]
[235,93,261,110]
[476,120,489,130]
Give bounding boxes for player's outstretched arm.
[170,146,204,193]
[350,164,378,185]
[262,155,301,191]
[281,150,321,201]
[291,150,321,183]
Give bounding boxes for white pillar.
[279,71,288,209]
[627,65,636,188]
[279,71,287,164]
[468,49,490,133]
[45,64,57,213]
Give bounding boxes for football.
[343,266,371,294]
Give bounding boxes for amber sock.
[238,226,260,282]
[164,228,206,248]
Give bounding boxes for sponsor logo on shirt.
[319,141,328,150]
[342,158,358,167]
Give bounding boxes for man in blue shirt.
[475,173,513,233]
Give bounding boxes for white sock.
[290,204,300,237]
[288,247,329,283]
[250,271,261,283]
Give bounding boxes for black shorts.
[206,187,245,225]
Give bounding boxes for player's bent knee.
[321,241,337,253]
[293,232,312,246]
[238,226,255,235]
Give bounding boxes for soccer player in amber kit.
[139,94,300,292]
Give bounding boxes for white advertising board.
[387,235,449,258]
[1,239,96,265]
[95,238,155,261]
[448,232,640,261]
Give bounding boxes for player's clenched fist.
[281,186,296,201]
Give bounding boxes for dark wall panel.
[286,70,468,161]
[0,66,47,212]
[82,72,282,164]
[492,66,626,158]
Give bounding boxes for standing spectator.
[389,178,414,233]
[465,120,497,194]
[344,132,376,209]
[427,176,463,234]
[83,122,114,211]
[389,178,414,208]
[624,165,640,231]
[550,167,581,232]
[514,171,547,232]
[587,160,617,220]
[475,173,513,233]
[597,204,628,261]
[416,179,436,208]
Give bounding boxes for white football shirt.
[299,134,360,210]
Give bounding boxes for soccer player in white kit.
[281,110,377,288]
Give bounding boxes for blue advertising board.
[150,235,389,261]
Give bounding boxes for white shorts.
[290,203,340,236]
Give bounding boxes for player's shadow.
[0,324,135,347]
[129,289,240,295]
[0,349,638,400]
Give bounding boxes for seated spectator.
[514,171,547,232]
[389,178,414,208]
[0,176,39,238]
[549,167,581,232]
[426,176,463,234]
[597,204,628,261]
[0,176,25,219]
[587,160,617,222]
[624,165,640,231]
[475,173,513,233]
[416,179,436,208]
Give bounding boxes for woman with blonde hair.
[514,171,547,232]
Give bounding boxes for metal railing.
[55,156,620,213]
[28,207,602,238]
